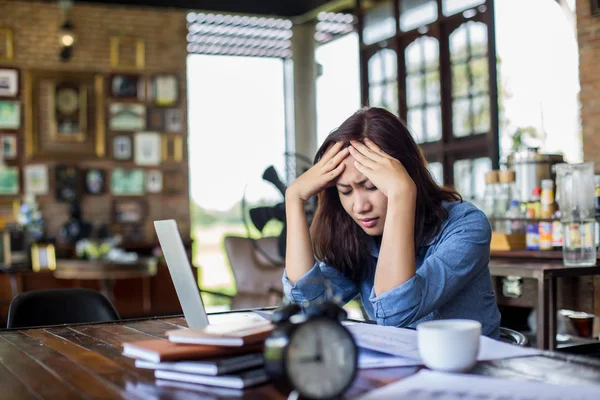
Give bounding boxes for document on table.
[357,369,600,400]
[347,323,541,367]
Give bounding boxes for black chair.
[6,288,120,329]
[499,326,529,347]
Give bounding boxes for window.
[405,36,441,143]
[453,157,491,202]
[400,0,437,32]
[368,48,398,114]
[443,0,485,16]
[363,2,396,45]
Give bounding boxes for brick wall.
[0,0,191,243]
[577,1,600,164]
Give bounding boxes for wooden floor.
[1,316,600,399]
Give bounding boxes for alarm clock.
[264,300,358,400]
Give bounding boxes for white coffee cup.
[417,319,481,372]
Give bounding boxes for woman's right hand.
[287,142,349,202]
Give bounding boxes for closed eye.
[365,186,377,191]
[339,190,352,196]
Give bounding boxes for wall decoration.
[134,132,161,166]
[147,108,165,131]
[162,169,185,195]
[110,74,142,99]
[113,199,146,224]
[51,82,87,142]
[55,165,79,202]
[31,243,57,272]
[84,168,106,195]
[146,170,163,193]
[25,72,105,160]
[111,168,145,196]
[152,74,178,107]
[113,135,132,160]
[0,167,19,195]
[0,100,20,129]
[0,134,17,160]
[165,108,183,132]
[24,164,49,196]
[0,68,18,98]
[161,134,184,162]
[109,103,146,131]
[0,28,14,61]
[110,36,145,70]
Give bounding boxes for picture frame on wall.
[0,68,18,98]
[52,83,87,142]
[111,168,145,196]
[113,199,146,224]
[110,36,145,70]
[146,169,163,193]
[152,74,178,107]
[134,132,161,166]
[161,134,184,162]
[84,168,106,195]
[0,167,19,195]
[55,165,79,202]
[109,103,146,131]
[147,108,165,131]
[24,164,49,196]
[110,74,143,99]
[0,100,20,130]
[0,134,17,160]
[165,108,183,132]
[113,135,132,161]
[31,243,57,272]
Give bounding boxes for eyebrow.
[337,179,368,188]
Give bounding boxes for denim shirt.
[282,200,501,339]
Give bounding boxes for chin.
[360,225,384,236]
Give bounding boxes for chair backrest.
[7,288,120,329]
[499,326,529,347]
[223,235,284,308]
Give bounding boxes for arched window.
[368,48,398,114]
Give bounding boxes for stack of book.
[122,321,274,390]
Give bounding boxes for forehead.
[337,156,366,184]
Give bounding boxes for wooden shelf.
[491,249,600,260]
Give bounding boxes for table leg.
[99,279,116,305]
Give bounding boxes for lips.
[358,217,378,228]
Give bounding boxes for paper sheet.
[357,369,600,399]
[347,323,541,366]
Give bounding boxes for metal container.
[506,148,564,202]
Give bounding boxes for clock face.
[286,318,357,399]
[56,87,79,115]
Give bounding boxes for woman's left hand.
[349,138,416,199]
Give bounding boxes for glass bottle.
[539,179,555,251]
[526,188,541,251]
[505,199,525,234]
[498,170,519,218]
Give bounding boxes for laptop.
[154,219,269,328]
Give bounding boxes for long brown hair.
[310,107,461,283]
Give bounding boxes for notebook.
[134,352,264,376]
[155,368,269,389]
[153,219,269,328]
[166,321,274,347]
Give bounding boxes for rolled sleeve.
[369,206,492,327]
[282,262,360,305]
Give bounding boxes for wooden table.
[1,315,600,399]
[489,259,600,350]
[54,258,158,304]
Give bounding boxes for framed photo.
[109,103,146,131]
[0,167,18,195]
[162,169,185,195]
[147,108,165,131]
[51,83,88,142]
[0,100,20,129]
[111,168,145,196]
[165,108,183,132]
[31,243,57,272]
[161,134,184,162]
[134,132,161,166]
[24,164,49,196]
[0,134,17,159]
[110,36,145,70]
[55,165,79,202]
[146,169,163,193]
[0,29,14,61]
[152,74,178,107]
[113,199,146,224]
[84,168,106,195]
[110,74,143,99]
[113,135,132,160]
[0,68,18,98]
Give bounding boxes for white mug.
[417,319,481,372]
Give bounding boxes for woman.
[283,107,501,338]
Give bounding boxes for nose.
[353,192,372,214]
